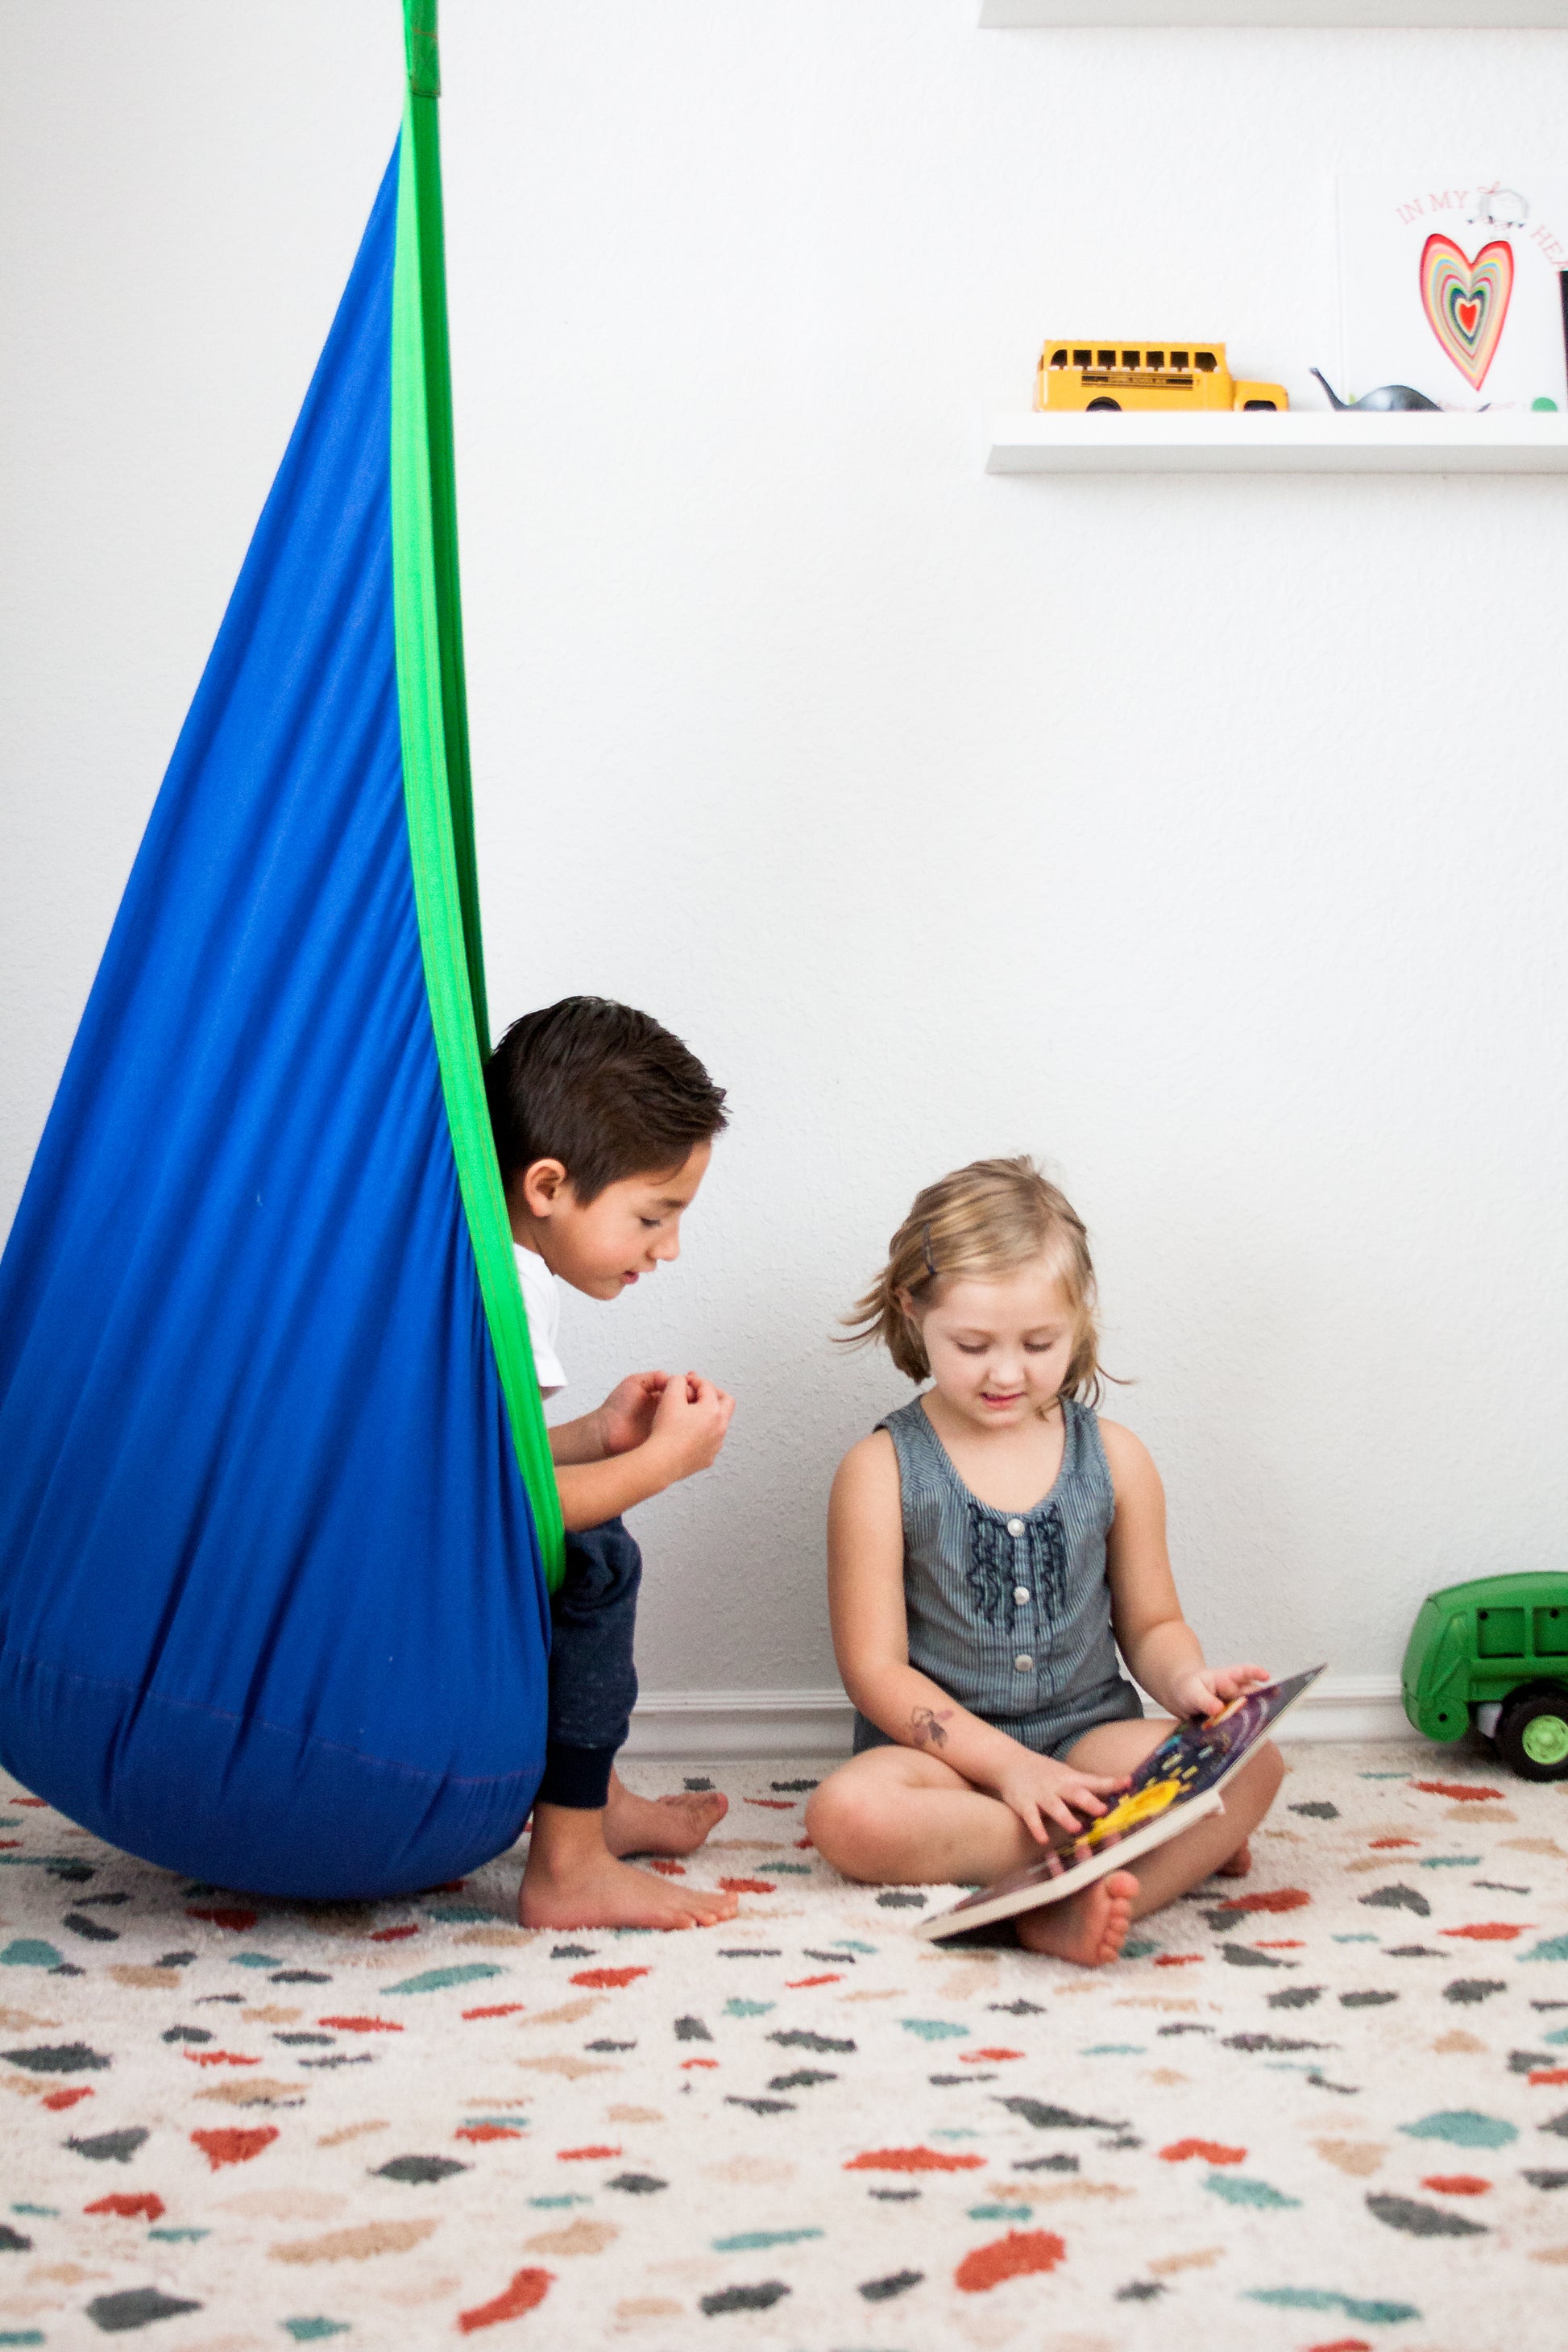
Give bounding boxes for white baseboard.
[623,1674,1408,1763]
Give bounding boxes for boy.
[483,995,739,1931]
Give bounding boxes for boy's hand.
[1169,1662,1272,1722]
[596,1373,670,1457]
[991,1751,1128,1844]
[647,1372,735,1483]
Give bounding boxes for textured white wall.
[5,4,1568,1702]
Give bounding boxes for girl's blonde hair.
[840,1155,1106,1400]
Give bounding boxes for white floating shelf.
[981,1,1568,21]
[988,410,1568,471]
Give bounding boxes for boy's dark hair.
[484,996,728,1202]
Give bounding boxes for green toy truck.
[1402,1571,1568,1781]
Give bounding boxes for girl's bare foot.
[604,1777,728,1859]
[1014,1869,1139,1967]
[520,1845,740,1931]
[1214,1838,1252,1878]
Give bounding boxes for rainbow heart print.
[1337,176,1568,413]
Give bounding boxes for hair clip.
[921,1222,938,1281]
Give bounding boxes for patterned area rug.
[1,1739,1566,2350]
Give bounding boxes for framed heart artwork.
[1335,176,1568,413]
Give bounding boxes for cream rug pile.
[1,1739,1566,2350]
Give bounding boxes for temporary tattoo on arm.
[910,1706,953,1749]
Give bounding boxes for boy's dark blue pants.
[536,1516,642,1811]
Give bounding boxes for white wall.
[5,3,1568,1707]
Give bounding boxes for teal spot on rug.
[149,2228,209,2242]
[1123,1939,1159,1959]
[0,2333,44,2346]
[769,1864,812,1874]
[1545,2027,1568,2045]
[422,1906,492,1923]
[1520,1935,1568,1962]
[382,1964,502,1994]
[712,2229,823,2251]
[528,2195,591,2209]
[1361,1771,1412,1780]
[724,1999,774,2018]
[1417,1856,1479,1869]
[283,2325,351,2344]
[968,2204,1030,2221]
[930,2128,980,2141]
[0,1943,60,1969]
[10,2208,54,2219]
[833,1940,877,1953]
[230,1953,284,1968]
[1333,1934,1379,1943]
[900,2019,968,2041]
[1247,2288,1419,2323]
[1400,2110,1516,2148]
[1206,2173,1300,2209]
[1081,2044,1143,2055]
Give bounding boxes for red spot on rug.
[43,2088,93,2111]
[0,1841,21,1851]
[1441,1923,1530,1941]
[719,1878,775,1895]
[570,1967,649,1990]
[1154,1955,1204,1968]
[647,1860,687,1877]
[794,1837,814,1850]
[963,2048,1023,2063]
[1255,1939,1305,1949]
[1210,1887,1310,1915]
[956,2228,1066,2292]
[85,2193,164,2221]
[1160,2138,1246,2165]
[13,1798,47,1807]
[1422,2174,1491,2194]
[1370,1837,1417,1849]
[458,2267,553,2332]
[681,2058,719,2070]
[1410,1780,1504,1802]
[317,2015,404,2032]
[184,2051,260,2067]
[192,2127,279,2170]
[457,2123,523,2143]
[1306,2340,1371,2351]
[558,2145,620,2162]
[746,1798,796,1810]
[369,1925,420,1942]
[437,1880,467,1891]
[844,2147,985,2174]
[463,2004,525,2021]
[786,1973,841,1989]
[186,1906,259,1933]
[1531,2068,1568,2085]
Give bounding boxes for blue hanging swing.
[0,4,565,1900]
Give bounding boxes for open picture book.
[915,1664,1326,1943]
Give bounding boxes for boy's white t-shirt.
[513,1242,567,1399]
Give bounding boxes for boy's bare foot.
[520,1845,740,1932]
[1014,1869,1139,1967]
[1214,1839,1252,1878]
[604,1777,728,1859]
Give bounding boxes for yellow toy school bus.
[1036,340,1288,413]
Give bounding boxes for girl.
[806,1157,1282,1967]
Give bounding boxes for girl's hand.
[992,1753,1129,1844]
[596,1373,670,1457]
[1169,1662,1272,1721]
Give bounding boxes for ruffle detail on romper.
[964,1501,1068,1633]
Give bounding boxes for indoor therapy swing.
[0,6,566,1899]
